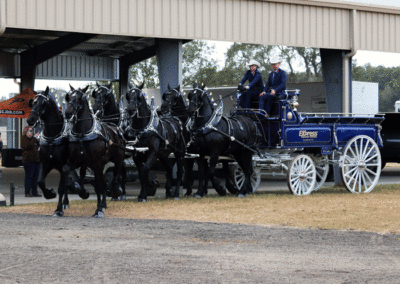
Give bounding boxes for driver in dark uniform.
[237,59,264,109]
[259,57,287,118]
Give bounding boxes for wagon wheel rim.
[314,155,330,192]
[341,135,381,193]
[287,154,316,196]
[231,164,261,192]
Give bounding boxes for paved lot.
[1,163,400,206]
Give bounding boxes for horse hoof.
[52,211,64,217]
[63,204,69,210]
[218,187,227,196]
[138,198,147,203]
[44,189,57,200]
[238,194,245,198]
[111,197,119,201]
[93,211,105,218]
[79,190,90,200]
[119,194,126,201]
[194,195,202,199]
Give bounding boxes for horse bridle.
[127,88,146,118]
[162,89,183,115]
[29,93,50,128]
[66,89,88,123]
[94,85,113,117]
[188,88,208,118]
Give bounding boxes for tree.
[129,56,159,88]
[182,40,219,87]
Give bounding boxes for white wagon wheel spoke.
[287,154,316,196]
[341,135,381,194]
[344,166,358,178]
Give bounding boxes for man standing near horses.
[259,57,287,118]
[237,59,264,108]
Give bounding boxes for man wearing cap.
[237,59,264,108]
[259,57,287,118]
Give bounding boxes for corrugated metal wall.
[356,10,400,52]
[4,0,400,52]
[0,52,118,80]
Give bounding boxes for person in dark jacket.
[259,57,287,118]
[237,59,264,108]
[21,126,42,197]
[0,132,3,152]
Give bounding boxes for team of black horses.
[27,83,261,217]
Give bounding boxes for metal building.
[1,0,400,116]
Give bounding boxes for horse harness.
[126,98,185,154]
[188,90,262,155]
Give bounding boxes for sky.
[1,0,400,98]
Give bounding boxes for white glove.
[245,86,249,90]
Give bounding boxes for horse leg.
[158,155,173,199]
[134,155,149,203]
[92,168,107,218]
[138,152,157,202]
[110,157,124,200]
[37,164,57,199]
[183,158,195,197]
[53,164,71,217]
[222,160,238,195]
[194,156,207,198]
[173,155,184,200]
[207,154,227,196]
[119,165,127,201]
[78,166,90,199]
[60,173,69,210]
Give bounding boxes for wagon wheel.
[313,155,330,192]
[287,154,316,196]
[341,135,381,193]
[229,164,261,192]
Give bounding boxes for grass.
[1,184,400,234]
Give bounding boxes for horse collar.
[40,117,69,146]
[198,100,224,134]
[69,114,102,142]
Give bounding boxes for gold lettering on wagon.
[299,130,318,139]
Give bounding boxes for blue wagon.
[230,90,385,196]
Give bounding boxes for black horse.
[63,85,126,217]
[187,84,260,198]
[92,82,123,127]
[160,84,236,197]
[26,88,62,201]
[91,82,127,201]
[125,84,185,202]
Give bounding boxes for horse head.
[27,86,51,127]
[125,82,146,117]
[92,82,114,118]
[187,84,210,118]
[64,84,90,121]
[160,84,182,115]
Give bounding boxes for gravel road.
[0,213,399,284]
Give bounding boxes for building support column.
[119,59,130,103]
[320,48,346,186]
[156,39,182,96]
[20,50,37,92]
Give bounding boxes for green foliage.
[129,57,159,88]
[182,40,219,87]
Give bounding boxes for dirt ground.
[0,213,399,284]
